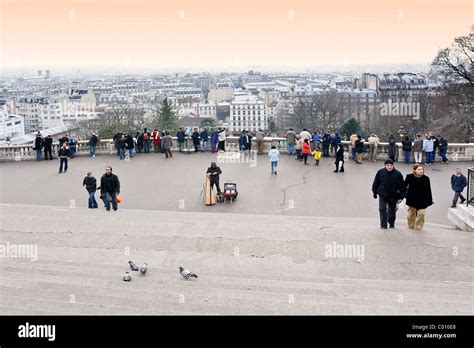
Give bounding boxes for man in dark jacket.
[322,131,331,157]
[191,129,200,152]
[43,135,53,160]
[125,132,134,158]
[372,159,406,229]
[88,133,99,157]
[437,135,448,164]
[117,135,126,160]
[58,143,69,173]
[238,130,248,151]
[34,133,43,161]
[161,131,173,158]
[354,135,365,164]
[206,162,222,194]
[83,172,98,209]
[100,166,120,211]
[451,168,467,207]
[176,128,185,152]
[200,128,209,152]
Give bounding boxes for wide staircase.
[0,203,472,315]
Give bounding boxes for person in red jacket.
[302,139,311,165]
[152,129,161,153]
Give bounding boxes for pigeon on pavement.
[140,263,148,274]
[179,266,198,280]
[123,271,132,282]
[128,261,139,271]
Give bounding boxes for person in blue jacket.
[451,168,467,207]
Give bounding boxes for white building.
[0,103,24,140]
[16,95,66,133]
[198,101,216,118]
[229,95,268,132]
[63,89,98,125]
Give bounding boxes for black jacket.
[83,176,97,193]
[34,137,43,150]
[402,140,412,151]
[335,147,344,163]
[405,173,433,209]
[355,139,364,153]
[125,135,134,149]
[206,166,222,183]
[372,168,406,201]
[88,135,99,146]
[100,173,120,194]
[192,132,200,145]
[58,147,69,158]
[43,137,53,150]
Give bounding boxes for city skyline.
[1,0,472,71]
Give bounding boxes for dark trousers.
[88,191,98,208]
[378,196,397,227]
[335,161,344,172]
[322,143,330,157]
[105,191,118,211]
[59,158,68,172]
[210,180,221,193]
[44,148,52,160]
[218,141,225,151]
[452,192,466,205]
[164,149,172,158]
[302,154,308,164]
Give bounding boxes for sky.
[0,0,472,72]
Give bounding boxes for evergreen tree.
[340,118,360,138]
[155,98,179,133]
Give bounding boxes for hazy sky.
[1,0,472,71]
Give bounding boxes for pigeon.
[179,266,198,280]
[128,261,139,271]
[139,263,148,274]
[123,271,132,282]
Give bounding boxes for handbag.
[116,193,122,204]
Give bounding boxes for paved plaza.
[0,152,473,314]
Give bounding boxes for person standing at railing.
[200,128,209,152]
[88,133,98,158]
[125,132,134,158]
[34,133,43,161]
[413,133,423,164]
[437,135,448,164]
[286,128,296,155]
[402,135,412,164]
[68,136,78,158]
[354,135,365,164]
[142,129,151,153]
[217,127,226,152]
[136,132,143,153]
[117,135,126,160]
[43,135,53,160]
[58,143,69,173]
[423,134,434,166]
[450,168,467,208]
[368,134,380,162]
[322,131,331,157]
[388,134,397,161]
[210,129,218,153]
[152,129,161,153]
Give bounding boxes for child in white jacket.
[268,146,280,175]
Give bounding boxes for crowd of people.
[29,127,468,228]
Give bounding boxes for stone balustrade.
[1,137,473,162]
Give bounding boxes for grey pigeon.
[179,266,198,280]
[140,263,148,274]
[123,271,132,282]
[128,261,139,271]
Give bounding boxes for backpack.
[143,133,149,141]
[389,138,396,146]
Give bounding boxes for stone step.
[1,265,471,311]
